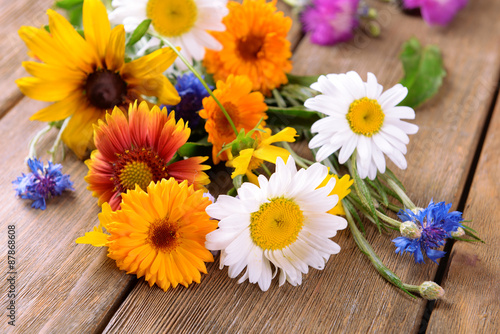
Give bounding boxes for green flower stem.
[261,163,272,176]
[48,116,70,162]
[272,89,287,108]
[280,141,313,169]
[386,177,416,209]
[344,205,416,298]
[370,192,402,213]
[155,35,239,137]
[27,124,52,160]
[402,283,420,294]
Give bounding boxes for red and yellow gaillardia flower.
[199,75,268,164]
[85,101,210,210]
[76,178,217,291]
[203,0,292,96]
[16,0,180,158]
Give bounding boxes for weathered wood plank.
[101,0,500,333]
[0,0,55,118]
[0,98,136,333]
[426,95,500,333]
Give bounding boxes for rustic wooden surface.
[0,0,499,333]
[426,91,500,333]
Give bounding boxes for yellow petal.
[332,174,353,201]
[22,61,87,82]
[123,47,178,79]
[18,26,77,69]
[253,145,291,165]
[75,230,109,247]
[105,25,126,70]
[62,106,103,159]
[328,204,346,216]
[16,77,80,102]
[30,91,85,122]
[261,127,297,145]
[245,171,259,185]
[47,9,96,71]
[230,148,254,178]
[98,202,115,230]
[83,0,111,66]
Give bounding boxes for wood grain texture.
[426,96,500,333]
[0,99,136,334]
[0,0,55,118]
[101,0,500,333]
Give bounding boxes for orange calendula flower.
[203,0,293,95]
[76,178,217,291]
[199,75,268,164]
[16,0,180,158]
[85,101,210,210]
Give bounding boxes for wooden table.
[1,0,499,333]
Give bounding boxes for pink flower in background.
[301,0,360,46]
[402,0,468,26]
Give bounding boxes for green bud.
[368,22,381,38]
[368,8,378,19]
[419,281,445,300]
[451,227,465,238]
[400,221,421,239]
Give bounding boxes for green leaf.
[55,0,84,10]
[349,155,382,233]
[267,106,319,119]
[286,73,320,87]
[177,141,211,157]
[126,19,152,47]
[399,37,446,108]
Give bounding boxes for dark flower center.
[148,218,179,252]
[215,102,240,138]
[237,35,264,61]
[112,147,169,194]
[85,70,127,109]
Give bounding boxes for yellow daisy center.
[146,0,198,38]
[119,161,154,191]
[148,217,180,252]
[250,198,304,250]
[346,97,385,137]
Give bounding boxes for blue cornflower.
[164,73,211,130]
[392,200,463,264]
[13,158,74,210]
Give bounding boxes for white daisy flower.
[109,0,228,68]
[205,156,347,291]
[306,71,419,180]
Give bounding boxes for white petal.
[385,106,415,119]
[378,84,408,110]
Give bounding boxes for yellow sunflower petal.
[62,106,102,159]
[47,9,96,70]
[261,127,297,145]
[105,25,126,70]
[230,148,254,179]
[123,47,178,78]
[16,77,80,102]
[83,0,111,65]
[22,61,86,82]
[29,92,85,122]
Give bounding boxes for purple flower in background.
[301,0,360,46]
[392,200,463,263]
[402,0,468,26]
[13,158,74,210]
[164,73,211,131]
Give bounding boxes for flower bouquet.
[13,0,481,302]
